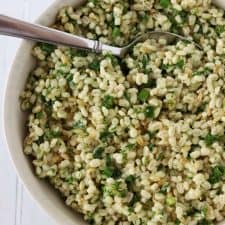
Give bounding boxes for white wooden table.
[0,1,57,224]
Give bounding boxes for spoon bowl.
[115,31,202,57]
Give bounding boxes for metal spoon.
[0,14,201,58]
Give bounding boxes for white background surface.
[0,1,57,225]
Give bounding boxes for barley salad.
[20,0,225,225]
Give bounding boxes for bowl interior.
[3,0,225,225]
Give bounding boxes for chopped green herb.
[186,207,201,216]
[125,175,136,184]
[215,25,225,35]
[139,13,149,23]
[201,207,208,218]
[65,176,75,185]
[204,133,220,146]
[101,166,121,178]
[66,73,73,82]
[208,165,225,184]
[70,49,87,57]
[138,89,150,102]
[171,23,182,34]
[93,147,104,159]
[176,59,184,69]
[122,144,135,161]
[161,58,184,72]
[101,166,114,177]
[157,152,164,161]
[73,121,85,129]
[160,184,169,194]
[105,54,118,66]
[196,103,207,113]
[148,143,155,152]
[124,90,130,102]
[197,219,212,225]
[87,217,95,225]
[148,131,156,139]
[193,67,211,76]
[102,95,115,109]
[88,0,98,4]
[105,154,112,166]
[166,196,176,206]
[45,130,61,139]
[160,0,171,8]
[39,43,56,54]
[140,79,156,89]
[123,4,129,14]
[179,10,189,22]
[100,130,113,143]
[103,182,127,197]
[144,105,155,118]
[160,63,171,73]
[102,154,121,178]
[157,164,166,171]
[126,143,135,149]
[112,27,121,38]
[36,112,43,119]
[175,219,181,225]
[142,55,151,73]
[89,60,100,71]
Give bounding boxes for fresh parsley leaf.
[112,27,121,38]
[126,143,135,149]
[149,143,155,152]
[88,0,98,4]
[215,25,225,35]
[105,54,118,66]
[157,152,164,161]
[70,49,87,57]
[139,13,149,23]
[93,147,104,159]
[142,55,151,73]
[160,184,170,194]
[100,130,113,143]
[102,95,115,109]
[197,219,212,225]
[103,181,127,197]
[138,88,150,102]
[101,166,121,178]
[193,67,211,76]
[144,105,155,118]
[166,196,176,206]
[89,60,100,71]
[73,121,85,129]
[125,175,136,184]
[160,0,171,8]
[45,130,61,139]
[176,59,184,69]
[186,207,201,216]
[204,133,220,146]
[208,165,225,184]
[39,43,56,54]
[36,112,43,119]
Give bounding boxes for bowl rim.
[2,1,82,225]
[2,1,225,225]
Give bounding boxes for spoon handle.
[0,14,101,52]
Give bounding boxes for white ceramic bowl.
[3,0,225,225]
